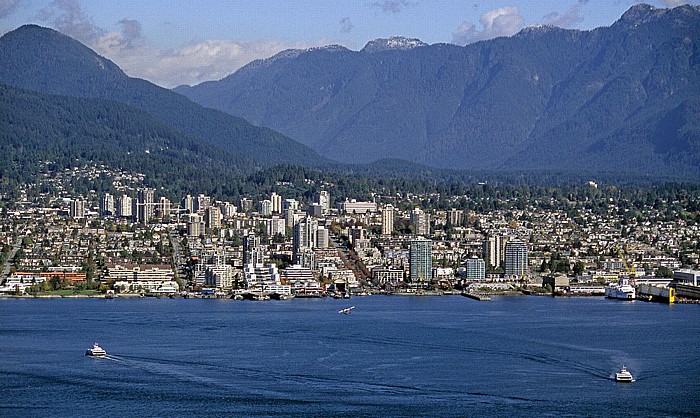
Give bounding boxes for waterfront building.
[411,207,430,236]
[205,264,234,290]
[282,265,322,295]
[410,238,433,283]
[465,257,486,281]
[382,204,394,236]
[0,274,47,294]
[280,264,315,283]
[543,275,569,291]
[243,263,281,288]
[674,269,700,286]
[330,269,358,287]
[372,267,404,286]
[504,241,528,278]
[107,263,178,293]
[433,267,455,283]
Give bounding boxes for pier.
[637,284,674,304]
[461,292,491,301]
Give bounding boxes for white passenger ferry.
[605,278,636,300]
[85,343,107,357]
[615,366,634,382]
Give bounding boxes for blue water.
[0,295,698,417]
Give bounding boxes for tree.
[655,266,673,278]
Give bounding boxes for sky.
[0,0,697,88]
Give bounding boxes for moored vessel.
[605,278,636,300]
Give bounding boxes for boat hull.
[605,283,636,300]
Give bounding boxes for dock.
[461,292,491,301]
[637,284,674,304]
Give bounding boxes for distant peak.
[361,36,427,53]
[232,45,350,78]
[516,25,571,37]
[617,3,666,27]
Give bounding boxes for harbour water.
[0,295,698,416]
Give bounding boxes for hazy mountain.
[176,4,700,178]
[0,25,324,169]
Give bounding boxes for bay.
[0,295,698,417]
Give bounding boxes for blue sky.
[1,0,696,87]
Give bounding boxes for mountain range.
[0,4,698,186]
[176,4,700,178]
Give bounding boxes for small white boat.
[615,366,634,382]
[85,343,107,357]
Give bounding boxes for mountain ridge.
[0,24,326,169]
[175,4,700,178]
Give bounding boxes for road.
[1,237,23,278]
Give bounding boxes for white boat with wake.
[615,366,634,382]
[85,343,107,357]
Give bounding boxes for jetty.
[461,292,491,301]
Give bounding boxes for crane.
[616,246,638,278]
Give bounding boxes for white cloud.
[38,0,101,43]
[541,2,585,28]
[660,0,689,6]
[370,0,418,14]
[452,6,525,46]
[340,17,354,33]
[35,0,331,88]
[93,37,323,88]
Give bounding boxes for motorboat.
[85,343,107,357]
[615,366,634,382]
